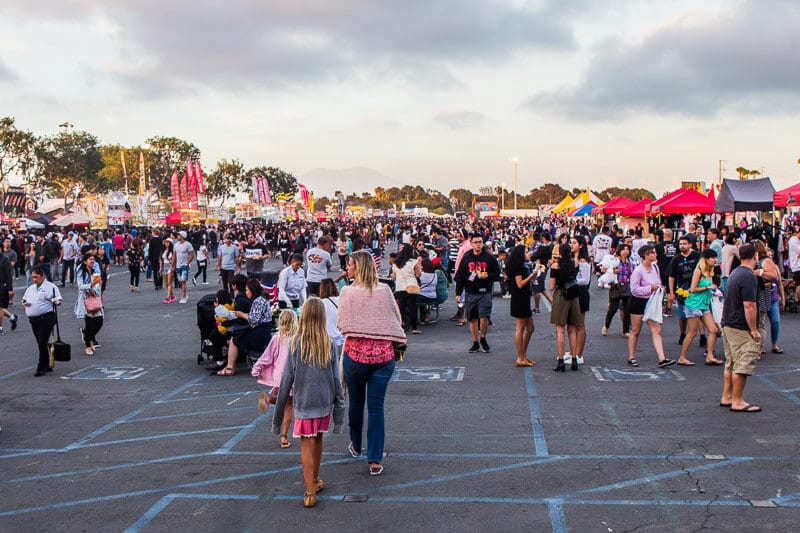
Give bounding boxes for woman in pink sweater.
[627,245,675,368]
[337,251,406,476]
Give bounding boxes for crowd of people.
[1,211,794,502]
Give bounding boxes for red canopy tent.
[165,212,181,224]
[655,188,715,215]
[620,198,651,217]
[647,188,690,215]
[591,196,634,215]
[774,183,800,208]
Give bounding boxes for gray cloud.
[434,110,486,129]
[2,1,578,98]
[524,0,800,119]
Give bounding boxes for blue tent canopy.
[570,203,597,217]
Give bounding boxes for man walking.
[305,237,332,296]
[216,233,240,295]
[668,236,702,346]
[720,242,762,412]
[22,267,63,376]
[60,231,79,287]
[148,228,164,290]
[173,231,195,304]
[454,233,500,353]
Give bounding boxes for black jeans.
[396,290,418,330]
[194,260,207,283]
[129,265,140,287]
[61,260,75,285]
[83,315,103,347]
[604,295,631,333]
[29,312,56,371]
[221,269,235,296]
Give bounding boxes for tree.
[146,136,201,197]
[244,166,299,198]
[206,158,246,206]
[449,188,473,211]
[0,117,37,186]
[98,144,156,194]
[478,186,495,198]
[33,130,104,210]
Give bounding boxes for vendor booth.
[715,178,775,213]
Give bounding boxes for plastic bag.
[643,287,664,324]
[711,293,724,327]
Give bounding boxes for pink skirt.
[293,414,331,438]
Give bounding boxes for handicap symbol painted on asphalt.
[393,367,465,381]
[61,365,153,380]
[590,366,685,382]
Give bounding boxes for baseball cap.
[179,231,187,239]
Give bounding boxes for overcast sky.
[1,0,799,197]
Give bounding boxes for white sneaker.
[502,294,512,299]
[563,351,571,363]
[179,298,188,304]
[191,277,197,286]
[576,356,584,364]
[601,326,608,336]
[202,282,209,285]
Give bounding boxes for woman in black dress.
[506,245,536,367]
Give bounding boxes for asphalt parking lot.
[1,257,799,532]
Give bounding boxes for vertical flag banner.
[170,170,180,211]
[195,161,205,193]
[189,169,199,210]
[261,177,272,205]
[251,176,259,203]
[299,184,309,209]
[138,152,146,195]
[180,175,189,209]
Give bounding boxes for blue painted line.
[0,365,37,381]
[782,386,800,393]
[120,406,253,423]
[555,457,752,500]
[278,495,754,507]
[755,374,800,406]
[353,456,564,495]
[76,426,248,449]
[0,458,352,518]
[125,493,259,533]
[524,366,549,456]
[754,368,800,377]
[216,411,272,453]
[547,500,568,533]
[65,374,208,449]
[0,448,63,460]
[773,491,800,504]
[153,390,255,404]
[4,453,209,483]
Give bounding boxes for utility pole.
[718,160,726,191]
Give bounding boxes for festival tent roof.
[656,188,715,215]
[647,188,689,214]
[52,213,90,227]
[619,198,651,217]
[715,178,775,213]
[551,194,574,214]
[592,196,634,215]
[570,202,597,217]
[773,182,800,208]
[557,190,604,214]
[22,217,45,229]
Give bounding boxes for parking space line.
[524,367,548,456]
[120,406,252,423]
[754,374,800,406]
[125,493,260,533]
[76,426,249,449]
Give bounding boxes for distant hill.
[299,167,407,198]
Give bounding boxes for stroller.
[196,293,220,365]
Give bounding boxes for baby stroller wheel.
[197,353,204,365]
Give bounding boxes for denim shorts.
[683,307,708,319]
[175,265,190,282]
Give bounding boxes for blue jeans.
[343,353,395,464]
[767,299,781,345]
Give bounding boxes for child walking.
[272,297,344,508]
[252,310,298,448]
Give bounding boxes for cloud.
[2,0,578,98]
[524,0,800,119]
[434,110,486,129]
[0,59,15,81]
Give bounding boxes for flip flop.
[730,404,761,413]
[771,347,784,354]
[719,402,732,407]
[515,359,535,367]
[280,435,292,448]
[677,361,695,366]
[705,360,724,366]
[216,367,235,376]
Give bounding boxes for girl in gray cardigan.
[272,297,345,508]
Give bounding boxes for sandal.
[369,463,384,476]
[411,330,423,335]
[314,478,324,492]
[303,491,316,508]
[280,435,291,448]
[216,367,235,376]
[771,346,784,354]
[347,442,362,458]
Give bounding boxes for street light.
[511,157,519,218]
[500,182,505,212]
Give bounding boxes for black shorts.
[115,249,125,257]
[793,271,800,285]
[0,289,8,309]
[627,296,648,315]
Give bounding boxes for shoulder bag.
[49,288,71,362]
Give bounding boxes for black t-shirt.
[656,241,677,279]
[532,243,553,264]
[505,262,531,296]
[667,250,700,292]
[721,266,757,330]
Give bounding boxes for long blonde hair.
[350,250,378,291]
[291,297,332,368]
[276,310,298,340]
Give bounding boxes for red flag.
[261,177,272,206]
[195,161,205,193]
[299,184,309,208]
[189,170,199,210]
[170,170,180,211]
[180,176,189,209]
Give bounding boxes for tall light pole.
[511,157,519,218]
[501,182,506,212]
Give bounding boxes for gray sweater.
[272,341,345,434]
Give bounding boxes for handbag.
[406,284,420,295]
[563,278,580,300]
[84,294,103,313]
[225,318,250,338]
[49,288,71,362]
[609,282,631,300]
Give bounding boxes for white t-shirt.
[789,235,800,272]
[592,234,613,264]
[173,240,194,268]
[305,247,332,283]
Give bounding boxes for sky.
[1,0,799,199]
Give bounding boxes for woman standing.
[549,243,581,371]
[25,241,37,287]
[160,239,176,304]
[678,249,722,366]
[627,245,674,368]
[392,243,422,335]
[75,253,104,355]
[752,240,783,355]
[505,244,536,367]
[336,229,350,271]
[193,240,209,285]
[570,236,591,364]
[602,244,632,337]
[338,250,406,476]
[127,239,144,292]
